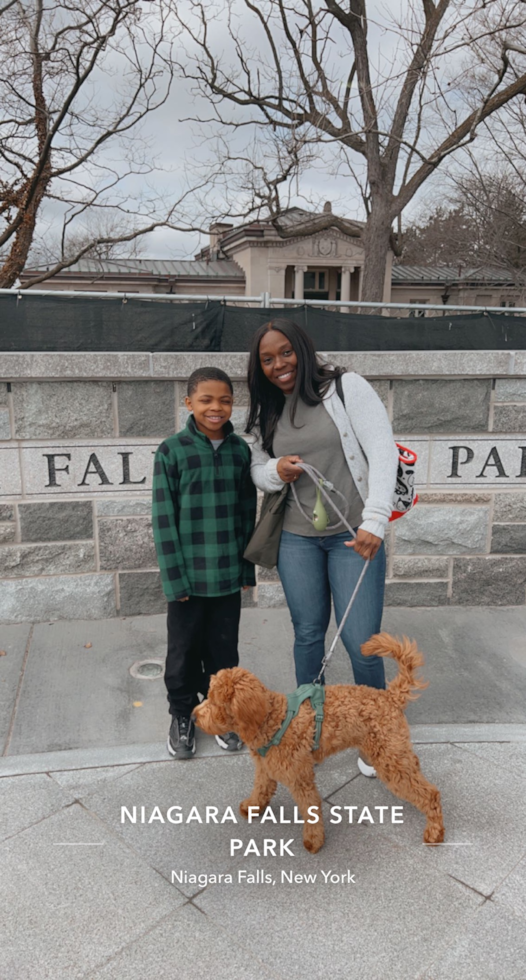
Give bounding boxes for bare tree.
[0,0,203,289]
[402,171,526,288]
[175,0,526,302]
[27,211,148,269]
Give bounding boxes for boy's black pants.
[165,591,242,718]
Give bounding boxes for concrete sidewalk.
[2,606,526,757]
[1,607,526,979]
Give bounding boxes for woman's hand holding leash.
[346,529,382,560]
[277,455,303,482]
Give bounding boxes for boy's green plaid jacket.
[152,415,257,601]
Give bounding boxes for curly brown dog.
[193,632,444,854]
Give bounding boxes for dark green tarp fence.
[1,293,525,351]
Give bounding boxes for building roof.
[24,258,245,279]
[392,265,515,284]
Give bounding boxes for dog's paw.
[423,824,445,845]
[239,799,257,820]
[303,832,325,854]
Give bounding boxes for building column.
[294,265,307,301]
[340,266,353,305]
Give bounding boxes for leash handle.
[292,462,357,538]
[290,464,350,531]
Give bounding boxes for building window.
[303,269,329,300]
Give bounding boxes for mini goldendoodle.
[193,633,444,854]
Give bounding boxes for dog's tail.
[361,632,428,707]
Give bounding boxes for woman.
[246,319,398,777]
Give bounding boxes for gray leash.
[290,462,370,683]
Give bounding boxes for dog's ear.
[209,667,253,705]
[208,669,237,706]
[230,673,268,743]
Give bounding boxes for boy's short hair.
[187,367,234,397]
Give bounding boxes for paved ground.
[1,607,526,979]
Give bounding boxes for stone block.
[0,524,16,543]
[0,382,7,405]
[0,573,116,623]
[494,491,526,522]
[428,435,526,488]
[491,523,526,554]
[98,516,157,570]
[494,378,526,401]
[0,805,179,980]
[21,441,156,496]
[85,904,277,980]
[12,381,113,438]
[493,851,526,921]
[0,773,74,843]
[0,542,95,577]
[451,556,526,604]
[19,501,93,542]
[119,570,166,615]
[0,504,14,521]
[495,378,526,402]
[421,902,526,980]
[394,505,490,555]
[418,491,491,504]
[96,496,151,516]
[385,580,449,606]
[391,556,450,579]
[152,352,249,380]
[367,378,389,407]
[0,352,151,378]
[347,349,510,377]
[0,408,11,439]
[257,582,286,607]
[117,381,175,437]
[392,379,491,433]
[493,403,526,432]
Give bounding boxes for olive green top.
[273,395,363,536]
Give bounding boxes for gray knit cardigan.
[249,371,399,540]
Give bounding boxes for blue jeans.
[277,530,386,689]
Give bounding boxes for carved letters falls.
[41,449,151,488]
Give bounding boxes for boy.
[152,367,257,759]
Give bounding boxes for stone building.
[20,205,520,309]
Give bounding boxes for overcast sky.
[28,0,525,262]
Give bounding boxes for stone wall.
[1,350,526,622]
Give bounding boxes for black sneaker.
[167,716,196,759]
[215,732,243,752]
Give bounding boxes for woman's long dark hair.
[245,319,345,455]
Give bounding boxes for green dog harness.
[257,683,326,758]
